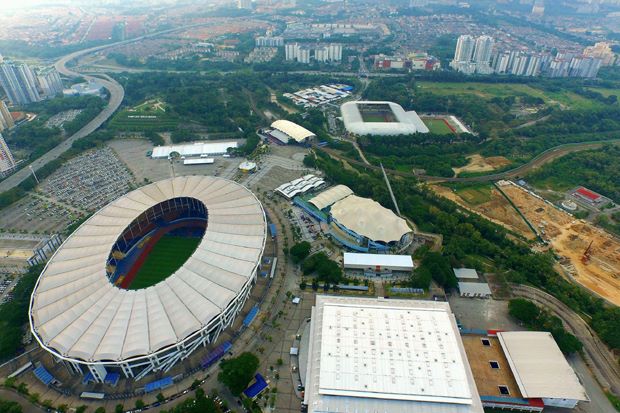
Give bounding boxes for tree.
[218,352,260,396]
[508,298,541,323]
[114,404,124,413]
[94,407,106,413]
[0,399,22,413]
[156,393,165,403]
[290,241,311,263]
[76,406,88,413]
[135,400,145,410]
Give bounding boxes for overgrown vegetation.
[218,352,260,396]
[508,298,582,354]
[301,252,342,284]
[0,265,43,361]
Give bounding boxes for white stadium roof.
[497,332,588,402]
[304,296,484,413]
[271,119,316,143]
[151,141,237,159]
[343,252,413,271]
[341,101,430,136]
[308,185,353,210]
[330,195,411,243]
[29,176,266,363]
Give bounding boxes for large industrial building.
[268,120,316,144]
[150,141,238,159]
[303,296,485,413]
[341,101,429,136]
[295,185,413,252]
[343,252,413,277]
[29,176,267,382]
[462,331,589,411]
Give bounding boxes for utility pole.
[29,165,39,184]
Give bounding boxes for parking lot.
[0,194,81,234]
[39,147,135,212]
[44,109,83,131]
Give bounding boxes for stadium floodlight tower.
[29,176,267,382]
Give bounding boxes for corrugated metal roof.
[30,176,266,363]
[304,296,485,413]
[453,268,479,280]
[497,332,588,401]
[458,282,492,296]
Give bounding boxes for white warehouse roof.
[497,332,588,402]
[151,141,238,159]
[304,296,484,413]
[453,268,479,280]
[330,195,411,243]
[458,282,492,296]
[308,185,353,210]
[29,176,266,363]
[341,101,429,136]
[271,119,316,143]
[343,252,413,271]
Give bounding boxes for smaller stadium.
[293,184,413,252]
[263,120,316,145]
[341,100,429,136]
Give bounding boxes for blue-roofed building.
[145,376,173,393]
[243,374,268,399]
[243,305,260,327]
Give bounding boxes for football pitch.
[128,235,201,289]
[422,118,454,134]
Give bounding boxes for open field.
[417,81,603,110]
[110,99,178,131]
[453,183,494,205]
[452,154,512,175]
[421,117,454,134]
[432,185,536,240]
[129,235,201,290]
[586,87,620,99]
[501,184,620,306]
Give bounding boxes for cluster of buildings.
[373,52,441,71]
[285,43,343,64]
[302,295,588,413]
[283,84,353,108]
[450,35,608,78]
[0,58,64,105]
[255,35,284,47]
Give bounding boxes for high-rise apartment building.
[0,61,41,105]
[285,43,341,64]
[0,133,16,175]
[37,67,64,98]
[255,36,284,47]
[583,42,616,66]
[0,100,14,132]
[473,36,494,65]
[453,35,475,63]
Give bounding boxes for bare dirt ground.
[502,184,620,306]
[453,154,512,175]
[432,185,536,240]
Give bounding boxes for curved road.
[0,22,221,194]
[511,284,620,396]
[320,138,620,184]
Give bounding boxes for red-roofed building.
[575,187,602,203]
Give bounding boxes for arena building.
[268,120,316,144]
[341,101,429,136]
[295,185,412,252]
[150,141,238,159]
[29,176,266,382]
[303,296,484,413]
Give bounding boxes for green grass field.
[453,183,494,206]
[110,99,178,132]
[128,235,201,290]
[422,118,454,134]
[416,81,603,111]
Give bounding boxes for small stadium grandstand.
[267,120,316,145]
[341,101,429,136]
[29,176,266,382]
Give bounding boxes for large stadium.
[29,176,267,382]
[341,101,429,136]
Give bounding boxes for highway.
[0,22,220,194]
[511,284,620,396]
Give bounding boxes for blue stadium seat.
[243,306,260,327]
[104,372,120,386]
[34,366,54,386]
[144,376,173,393]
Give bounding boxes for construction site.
[499,182,620,306]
